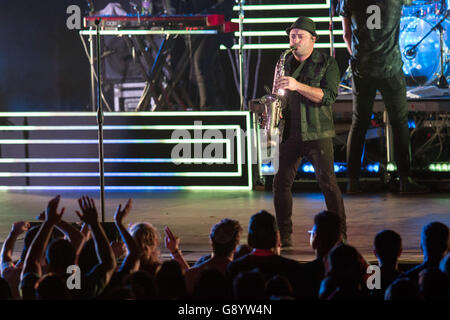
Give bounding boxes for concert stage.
[0,109,449,266]
[0,189,449,265]
[1,0,450,269]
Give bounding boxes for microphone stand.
[329,0,335,57]
[95,19,106,223]
[238,0,245,111]
[436,14,449,88]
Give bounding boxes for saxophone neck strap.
[290,59,306,80]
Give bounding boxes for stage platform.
[0,106,448,266]
[335,91,450,113]
[0,189,448,265]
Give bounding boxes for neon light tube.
[231,17,342,24]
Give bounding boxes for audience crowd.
[0,195,448,300]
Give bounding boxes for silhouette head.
[248,210,278,250]
[420,222,449,260]
[374,229,402,266]
[210,218,242,257]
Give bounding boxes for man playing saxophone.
[272,16,346,247]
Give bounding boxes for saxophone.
[259,48,292,143]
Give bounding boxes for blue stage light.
[301,163,315,173]
[333,163,347,173]
[262,163,275,174]
[366,162,380,173]
[301,162,350,174]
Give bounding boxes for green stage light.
[231,17,342,24]
[221,43,347,50]
[232,3,331,11]
[386,163,397,172]
[234,30,344,37]
[429,163,450,172]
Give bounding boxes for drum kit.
[400,0,450,87]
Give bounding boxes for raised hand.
[11,221,30,236]
[45,195,65,225]
[76,195,99,225]
[164,226,181,254]
[110,241,127,259]
[164,226,190,272]
[114,199,133,225]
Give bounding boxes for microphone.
[404,45,417,60]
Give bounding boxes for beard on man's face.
[292,45,306,58]
[292,40,313,58]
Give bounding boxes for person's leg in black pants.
[377,71,411,178]
[304,138,347,238]
[346,74,377,192]
[273,137,303,246]
[378,71,429,193]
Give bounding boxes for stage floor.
[0,189,449,264]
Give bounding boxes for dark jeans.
[273,137,347,238]
[347,70,411,179]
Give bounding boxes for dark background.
[0,0,93,111]
[0,0,349,111]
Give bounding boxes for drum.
[402,1,439,18]
[399,16,448,85]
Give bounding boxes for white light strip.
[80,30,218,36]
[254,114,263,178]
[235,124,243,177]
[0,186,252,191]
[0,158,230,164]
[246,113,253,189]
[232,3,330,11]
[0,139,229,144]
[0,111,250,117]
[221,43,347,50]
[0,125,241,131]
[234,30,343,37]
[0,172,241,177]
[231,17,342,24]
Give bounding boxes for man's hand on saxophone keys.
[277,76,325,104]
[276,76,301,93]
